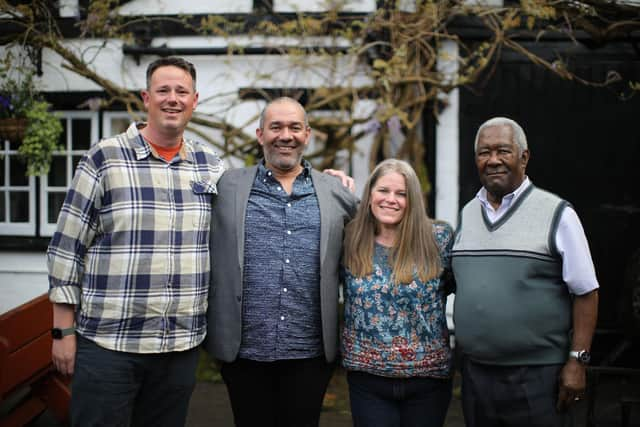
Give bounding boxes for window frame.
[38,111,99,237]
[102,111,136,137]
[0,139,37,236]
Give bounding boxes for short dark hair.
[146,57,197,90]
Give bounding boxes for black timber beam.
[2,12,371,39]
[122,44,351,63]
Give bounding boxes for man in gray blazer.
[205,97,358,427]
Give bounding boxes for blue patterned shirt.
[342,222,454,378]
[239,161,322,361]
[47,122,224,353]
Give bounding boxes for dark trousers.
[220,356,335,427]
[461,356,566,427]
[347,370,452,427]
[70,334,199,427]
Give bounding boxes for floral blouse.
[341,222,454,378]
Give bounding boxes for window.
[0,110,139,241]
[103,111,133,137]
[0,138,36,235]
[39,112,99,236]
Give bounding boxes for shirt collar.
[130,122,192,163]
[258,158,312,178]
[476,176,531,209]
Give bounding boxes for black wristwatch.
[569,350,591,365]
[51,327,75,339]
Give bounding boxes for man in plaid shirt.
[47,57,223,426]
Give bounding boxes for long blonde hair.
[343,159,442,284]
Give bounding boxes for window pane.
[72,119,92,150]
[72,155,83,175]
[8,139,21,150]
[48,192,66,223]
[0,192,5,221]
[48,156,68,187]
[9,191,29,222]
[9,156,28,185]
[0,157,4,186]
[59,118,68,151]
[110,117,131,136]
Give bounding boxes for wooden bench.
[0,294,70,427]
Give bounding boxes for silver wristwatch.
[569,350,591,365]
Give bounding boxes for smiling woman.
[341,159,455,427]
[369,171,407,244]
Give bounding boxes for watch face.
[51,328,63,339]
[579,351,591,364]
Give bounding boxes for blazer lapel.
[234,166,258,273]
[312,170,331,267]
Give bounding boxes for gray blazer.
[204,165,358,363]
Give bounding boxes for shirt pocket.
[191,179,217,196]
[187,180,217,229]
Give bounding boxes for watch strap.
[569,349,591,364]
[52,326,75,338]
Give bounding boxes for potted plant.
[0,71,33,142]
[0,64,63,176]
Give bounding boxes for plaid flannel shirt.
[48,122,224,353]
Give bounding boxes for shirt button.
[287,203,291,207]
[277,186,282,191]
[286,230,291,235]
[280,316,285,321]
[285,259,290,264]
[283,288,288,292]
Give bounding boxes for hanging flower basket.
[0,117,27,142]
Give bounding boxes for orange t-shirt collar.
[145,137,183,162]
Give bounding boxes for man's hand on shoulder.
[323,168,355,193]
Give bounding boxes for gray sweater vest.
[452,185,571,365]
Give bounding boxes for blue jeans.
[347,370,452,427]
[70,334,199,427]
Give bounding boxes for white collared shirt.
[476,177,599,295]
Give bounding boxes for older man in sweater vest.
[451,117,599,427]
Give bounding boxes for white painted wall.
[119,0,253,15]
[0,253,49,314]
[58,0,79,18]
[274,0,376,13]
[463,0,503,5]
[118,0,377,15]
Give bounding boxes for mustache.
[273,140,299,148]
